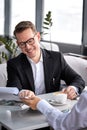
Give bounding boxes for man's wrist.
[70,86,79,95]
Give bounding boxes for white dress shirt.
[27,53,46,95]
[37,91,87,130]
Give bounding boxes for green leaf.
[42,26,49,29]
[43,22,49,25]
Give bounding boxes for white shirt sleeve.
[37,91,87,130]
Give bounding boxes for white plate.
[48,99,67,106]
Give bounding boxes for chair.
[0,63,7,87]
[64,55,87,86]
[40,41,59,51]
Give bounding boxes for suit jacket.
[6,49,85,94]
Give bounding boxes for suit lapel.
[21,54,35,91]
[42,50,54,92]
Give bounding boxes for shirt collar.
[27,51,43,64]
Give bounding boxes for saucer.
[48,99,67,106]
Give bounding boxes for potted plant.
[41,11,53,50]
[0,35,17,63]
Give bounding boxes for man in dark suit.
[6,21,85,100]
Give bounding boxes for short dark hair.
[14,21,37,36]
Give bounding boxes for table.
[0,92,77,130]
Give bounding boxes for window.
[10,0,35,36]
[0,0,4,35]
[44,0,83,45]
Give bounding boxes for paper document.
[0,87,20,101]
[0,87,19,95]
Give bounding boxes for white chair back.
[40,41,59,51]
[0,63,7,87]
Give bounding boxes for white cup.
[53,92,67,104]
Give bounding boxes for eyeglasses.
[18,34,36,48]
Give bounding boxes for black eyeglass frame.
[18,33,36,48]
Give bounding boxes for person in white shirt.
[19,90,87,130]
[7,21,85,100]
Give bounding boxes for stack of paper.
[0,87,30,109]
[0,87,19,94]
[0,87,20,101]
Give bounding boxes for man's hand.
[19,90,41,110]
[19,90,35,99]
[21,96,41,110]
[62,86,77,100]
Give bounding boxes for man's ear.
[36,32,41,41]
